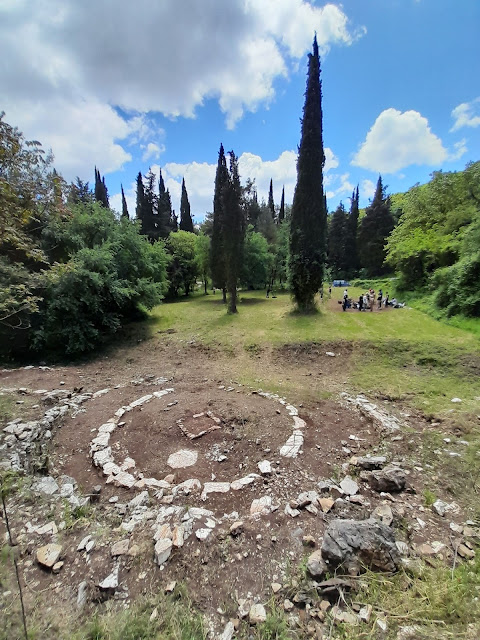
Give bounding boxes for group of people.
[341,287,403,311]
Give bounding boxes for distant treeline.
[1,108,478,360]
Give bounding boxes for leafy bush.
[33,204,168,356]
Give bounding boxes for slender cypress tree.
[121,184,129,219]
[344,185,359,274]
[358,176,395,276]
[279,186,285,223]
[268,179,275,220]
[179,178,194,232]
[327,202,348,276]
[170,208,178,232]
[288,35,327,312]
[211,144,228,302]
[157,170,172,238]
[94,167,109,208]
[222,151,245,313]
[135,171,149,235]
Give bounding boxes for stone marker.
[154,538,173,565]
[36,544,62,569]
[167,450,198,469]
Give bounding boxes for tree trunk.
[228,286,237,313]
[222,287,227,304]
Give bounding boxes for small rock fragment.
[249,603,267,624]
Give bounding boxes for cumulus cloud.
[450,97,480,132]
[142,142,165,162]
[361,179,376,200]
[0,0,363,178]
[325,172,354,202]
[352,108,448,173]
[449,138,468,161]
[110,146,338,221]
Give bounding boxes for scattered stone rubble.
[2,369,478,638]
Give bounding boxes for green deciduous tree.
[358,175,395,276]
[289,36,327,312]
[241,226,272,290]
[195,233,210,295]
[166,230,198,297]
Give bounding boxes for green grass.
[152,289,480,349]
[149,289,480,413]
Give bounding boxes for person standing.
[358,294,363,311]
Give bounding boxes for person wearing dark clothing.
[358,294,363,311]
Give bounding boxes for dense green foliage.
[166,231,198,297]
[241,226,272,289]
[34,203,168,355]
[0,114,168,358]
[386,161,480,316]
[289,36,327,312]
[358,175,395,276]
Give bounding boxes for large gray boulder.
[321,518,399,573]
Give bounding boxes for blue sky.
[1,0,478,221]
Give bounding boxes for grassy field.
[150,288,480,415]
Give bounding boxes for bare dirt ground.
[0,332,477,638]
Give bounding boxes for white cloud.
[361,179,376,200]
[142,142,165,162]
[450,97,480,132]
[449,138,468,161]
[0,0,363,179]
[325,172,354,202]
[110,146,337,221]
[352,108,448,173]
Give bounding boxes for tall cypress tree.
[170,208,178,232]
[327,202,348,276]
[121,184,129,219]
[179,178,194,232]
[135,172,148,235]
[94,167,109,208]
[344,185,359,274]
[157,170,173,238]
[144,168,157,240]
[279,186,285,223]
[358,176,395,276]
[289,35,327,312]
[268,178,275,220]
[222,151,245,313]
[211,144,228,302]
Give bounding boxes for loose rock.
[321,519,399,573]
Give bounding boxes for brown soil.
[0,331,474,638]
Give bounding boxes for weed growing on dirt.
[70,587,206,640]
[423,489,437,507]
[0,394,14,426]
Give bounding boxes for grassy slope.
[151,289,480,415]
